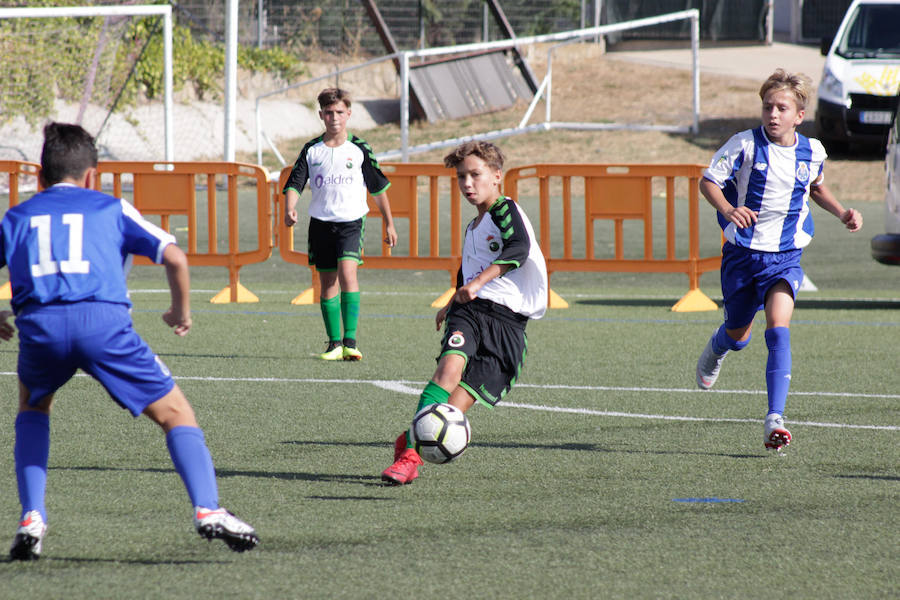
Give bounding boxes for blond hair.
[759,69,813,111]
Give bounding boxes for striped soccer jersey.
[283,134,391,222]
[704,126,827,252]
[0,183,175,313]
[460,196,548,319]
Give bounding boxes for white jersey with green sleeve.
[461,196,548,319]
[283,133,391,223]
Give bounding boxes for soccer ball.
[409,403,472,464]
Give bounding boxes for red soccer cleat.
[382,433,424,485]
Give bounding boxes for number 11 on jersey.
[30,213,91,277]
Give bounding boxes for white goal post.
[387,9,700,161]
[0,4,174,161]
[254,9,700,165]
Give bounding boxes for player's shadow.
[477,440,761,460]
[52,464,384,487]
[284,438,761,461]
[156,351,290,360]
[834,473,900,482]
[2,555,229,565]
[574,297,694,308]
[794,298,900,310]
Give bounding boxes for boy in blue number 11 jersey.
[695,70,862,451]
[0,123,258,560]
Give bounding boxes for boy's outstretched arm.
[161,243,192,336]
[809,179,863,232]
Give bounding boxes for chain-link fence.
[171,0,772,59]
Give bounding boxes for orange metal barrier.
[503,164,720,311]
[2,160,272,303]
[3,160,721,311]
[0,160,42,208]
[275,163,464,306]
[93,162,273,303]
[0,161,43,299]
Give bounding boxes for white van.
[815,0,900,151]
[871,95,900,264]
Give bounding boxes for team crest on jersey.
[345,159,353,169]
[796,162,810,183]
[486,235,500,252]
[448,331,465,348]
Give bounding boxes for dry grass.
[252,43,886,207]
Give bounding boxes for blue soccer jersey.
[0,183,175,313]
[703,126,827,252]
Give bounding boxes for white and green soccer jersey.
[283,133,391,223]
[460,196,548,319]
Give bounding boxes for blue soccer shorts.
[720,242,804,329]
[16,302,175,415]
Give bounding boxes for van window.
[837,4,900,58]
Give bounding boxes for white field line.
[103,374,900,431]
[128,288,900,303]
[4,372,894,431]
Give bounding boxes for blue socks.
[16,416,220,517]
[711,324,750,354]
[765,327,792,416]
[166,426,219,509]
[14,411,50,522]
[711,324,791,415]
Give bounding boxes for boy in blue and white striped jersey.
[696,69,863,451]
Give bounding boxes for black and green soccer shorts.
[307,216,365,270]
[439,297,529,408]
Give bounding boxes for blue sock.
[14,411,50,522]
[765,327,792,416]
[712,324,750,354]
[166,426,219,509]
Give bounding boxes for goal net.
[0,5,173,165]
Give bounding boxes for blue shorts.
[16,302,175,415]
[720,243,804,329]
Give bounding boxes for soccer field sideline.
[5,371,892,432]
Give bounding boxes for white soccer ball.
[409,403,472,464]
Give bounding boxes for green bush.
[0,10,307,127]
